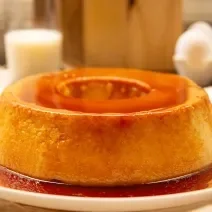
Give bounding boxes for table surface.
[0,69,212,212]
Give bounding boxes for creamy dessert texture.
[0,68,212,186]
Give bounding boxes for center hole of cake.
[57,77,151,100]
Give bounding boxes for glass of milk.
[4,0,63,81]
[5,29,62,81]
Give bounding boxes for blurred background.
[0,0,211,73]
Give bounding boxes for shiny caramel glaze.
[0,68,212,186]
[0,165,212,197]
[19,68,188,113]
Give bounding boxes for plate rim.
[0,185,212,211]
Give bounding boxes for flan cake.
[0,68,211,186]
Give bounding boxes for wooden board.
[127,0,183,71]
[55,0,83,67]
[83,0,128,67]
[56,0,183,71]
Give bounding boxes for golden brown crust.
[0,71,212,186]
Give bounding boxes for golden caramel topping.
[19,68,188,113]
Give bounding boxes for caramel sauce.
[0,165,211,197]
[18,69,188,113]
[56,77,151,100]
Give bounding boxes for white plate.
[0,185,211,212]
[0,70,211,211]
